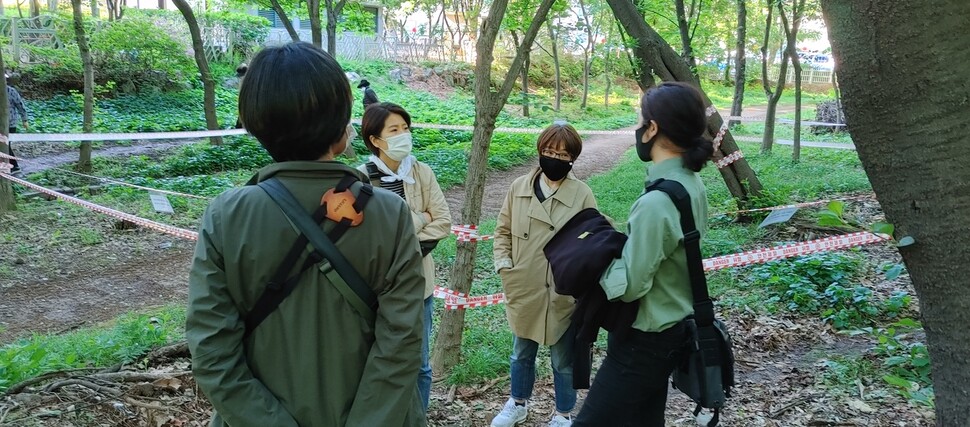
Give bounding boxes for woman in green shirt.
[573,82,714,426]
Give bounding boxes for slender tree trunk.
[29,0,40,17]
[606,0,764,203]
[90,0,99,19]
[729,0,747,126]
[821,0,970,423]
[578,0,595,110]
[324,0,347,56]
[723,50,732,82]
[71,0,94,172]
[173,0,222,145]
[615,18,642,89]
[522,47,530,117]
[581,50,590,109]
[760,3,789,154]
[675,0,699,78]
[430,0,557,375]
[269,0,300,42]
[0,51,16,212]
[308,0,322,48]
[604,44,612,109]
[778,0,805,162]
[548,18,561,112]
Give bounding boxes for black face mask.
[635,125,656,162]
[539,156,573,181]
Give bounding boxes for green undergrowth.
[0,306,185,393]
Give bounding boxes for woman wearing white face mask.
[358,102,452,412]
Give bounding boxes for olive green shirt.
[600,158,709,332]
[187,161,427,427]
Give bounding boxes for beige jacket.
[359,159,452,298]
[494,167,598,345]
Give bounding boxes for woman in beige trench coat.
[491,123,598,427]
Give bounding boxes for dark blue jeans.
[573,322,690,426]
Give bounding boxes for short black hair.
[640,82,714,172]
[239,42,351,162]
[361,102,412,156]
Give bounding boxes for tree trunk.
[71,0,94,172]
[269,0,300,42]
[729,0,747,126]
[324,0,347,56]
[430,0,557,376]
[723,50,732,82]
[29,0,40,17]
[604,44,611,109]
[821,0,970,423]
[778,0,805,162]
[91,0,99,19]
[615,19,641,88]
[173,0,222,145]
[549,18,561,112]
[578,0,594,110]
[0,51,16,212]
[308,0,322,48]
[522,46,530,117]
[760,3,789,154]
[675,0,698,78]
[606,0,764,203]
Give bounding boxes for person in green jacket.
[573,82,714,426]
[186,42,427,427]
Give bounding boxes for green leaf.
[885,264,905,280]
[827,200,845,217]
[884,356,909,367]
[872,222,895,236]
[894,318,921,329]
[898,236,916,247]
[883,375,914,389]
[818,211,848,227]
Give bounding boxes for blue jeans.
[509,326,577,413]
[418,296,433,411]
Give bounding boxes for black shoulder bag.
[243,175,378,338]
[647,178,735,427]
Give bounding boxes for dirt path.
[14,139,198,175]
[444,129,635,222]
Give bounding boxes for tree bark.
[29,0,40,17]
[729,0,747,126]
[578,0,595,110]
[308,0,322,48]
[324,0,347,56]
[675,0,698,77]
[90,0,99,19]
[430,0,557,375]
[548,18,561,112]
[778,0,805,162]
[269,0,300,42]
[509,30,530,117]
[606,0,764,202]
[71,0,94,172]
[821,0,970,423]
[760,2,789,154]
[173,0,222,145]
[0,51,16,212]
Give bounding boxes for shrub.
[89,17,195,92]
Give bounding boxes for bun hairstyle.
[639,82,715,172]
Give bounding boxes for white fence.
[265,28,476,63]
[0,16,63,63]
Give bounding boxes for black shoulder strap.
[365,161,382,186]
[646,178,715,327]
[244,175,377,337]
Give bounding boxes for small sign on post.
[759,207,798,228]
[149,192,174,214]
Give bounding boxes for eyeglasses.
[541,148,573,161]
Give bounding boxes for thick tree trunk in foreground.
[71,0,95,171]
[0,50,16,212]
[173,0,223,145]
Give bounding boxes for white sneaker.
[549,414,572,427]
[491,398,528,427]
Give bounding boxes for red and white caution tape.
[716,150,744,169]
[0,152,24,161]
[712,122,729,152]
[451,224,495,242]
[0,173,199,241]
[0,163,11,174]
[706,105,718,117]
[51,167,210,200]
[433,286,466,299]
[703,232,891,271]
[444,293,506,310]
[442,231,891,309]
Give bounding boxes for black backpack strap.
[645,178,714,327]
[244,175,377,337]
[364,161,382,187]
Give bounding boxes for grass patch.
[0,305,185,392]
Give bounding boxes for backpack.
[646,179,735,427]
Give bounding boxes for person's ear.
[644,120,659,142]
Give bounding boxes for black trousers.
[573,321,690,427]
[5,127,17,170]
